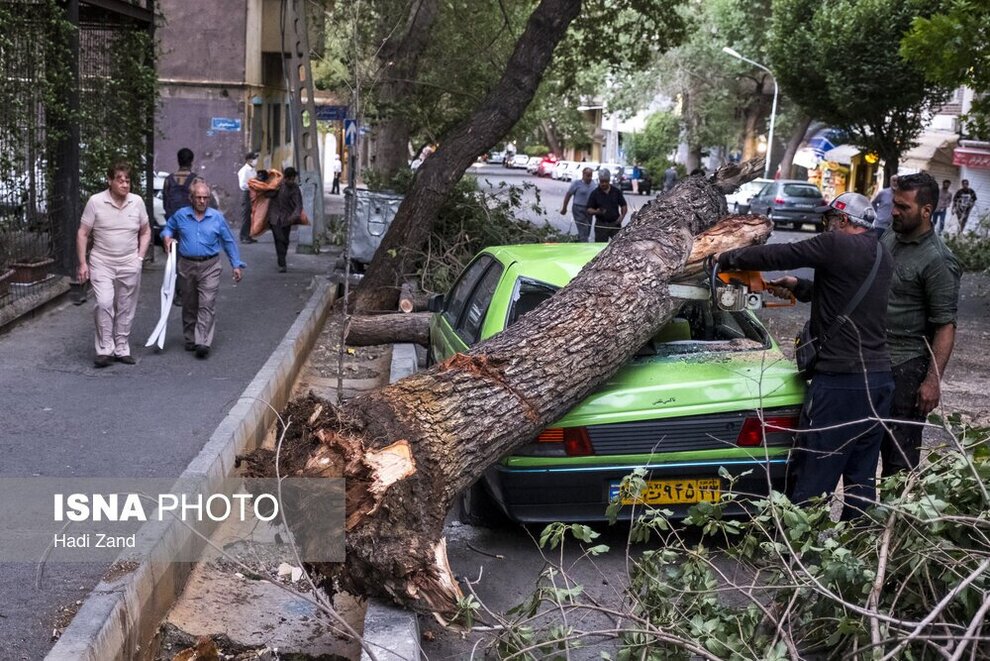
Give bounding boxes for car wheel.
[733,202,739,214]
[458,480,505,527]
[791,222,803,231]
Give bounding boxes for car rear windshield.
[507,280,770,354]
[781,184,822,198]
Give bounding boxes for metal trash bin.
[345,187,404,265]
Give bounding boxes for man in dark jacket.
[266,166,303,272]
[586,169,627,242]
[717,192,894,520]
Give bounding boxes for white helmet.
[819,192,877,228]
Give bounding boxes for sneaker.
[114,355,136,365]
[184,341,196,351]
[94,355,112,368]
[195,344,210,359]
[240,238,257,244]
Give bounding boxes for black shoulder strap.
[821,242,883,342]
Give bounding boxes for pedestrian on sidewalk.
[872,174,899,231]
[559,166,596,242]
[238,151,259,244]
[76,161,151,368]
[332,155,342,195]
[267,166,303,272]
[933,179,952,234]
[880,172,961,476]
[162,180,245,359]
[718,192,894,520]
[952,179,978,234]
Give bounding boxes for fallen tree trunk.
[345,312,431,346]
[248,160,770,620]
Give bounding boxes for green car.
[429,243,806,523]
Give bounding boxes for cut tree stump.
[345,313,431,346]
[244,159,771,621]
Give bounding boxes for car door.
[750,182,776,216]
[429,254,505,360]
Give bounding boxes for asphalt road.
[0,227,335,660]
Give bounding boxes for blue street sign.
[344,119,357,146]
[210,117,242,132]
[315,105,349,121]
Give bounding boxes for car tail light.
[536,427,593,456]
[773,197,785,205]
[736,415,798,447]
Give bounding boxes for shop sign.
[953,148,990,169]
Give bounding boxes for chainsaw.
[668,261,796,312]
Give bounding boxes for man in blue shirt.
[162,180,245,358]
[559,166,597,242]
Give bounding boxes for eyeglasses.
[192,195,211,200]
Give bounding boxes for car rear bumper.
[770,209,825,225]
[486,456,787,523]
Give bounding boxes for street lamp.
[722,46,778,179]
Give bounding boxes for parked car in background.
[526,157,541,175]
[429,243,805,524]
[724,178,773,214]
[747,179,828,231]
[487,150,505,165]
[510,154,531,169]
[597,162,622,179]
[561,161,586,182]
[536,155,558,177]
[617,166,653,195]
[552,160,573,180]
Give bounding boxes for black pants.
[594,221,621,242]
[788,370,894,520]
[331,174,340,195]
[880,355,929,476]
[239,189,252,240]
[270,223,292,267]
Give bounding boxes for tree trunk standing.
[779,114,812,179]
[541,119,562,156]
[352,0,583,313]
[373,0,441,179]
[260,161,769,619]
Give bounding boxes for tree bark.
[249,160,768,620]
[345,313,431,346]
[779,114,812,180]
[352,0,584,313]
[373,0,440,179]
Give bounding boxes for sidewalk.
[0,219,337,660]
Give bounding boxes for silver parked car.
[747,179,827,231]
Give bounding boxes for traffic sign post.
[344,119,357,147]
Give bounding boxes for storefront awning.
[823,145,861,165]
[903,133,959,171]
[953,145,990,170]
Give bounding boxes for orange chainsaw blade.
[716,270,795,307]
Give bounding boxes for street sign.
[344,119,357,146]
[315,105,348,121]
[210,117,242,132]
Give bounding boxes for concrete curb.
[46,276,338,661]
[359,342,423,661]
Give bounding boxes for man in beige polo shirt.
[76,161,151,368]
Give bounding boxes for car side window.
[507,279,557,327]
[756,183,774,198]
[443,255,493,328]
[457,261,503,345]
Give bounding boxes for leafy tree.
[901,0,990,139]
[625,111,679,174]
[768,0,951,182]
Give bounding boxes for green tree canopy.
[900,0,990,139]
[768,0,951,180]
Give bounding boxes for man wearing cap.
[559,166,597,242]
[880,172,961,475]
[238,151,259,244]
[716,192,894,520]
[585,169,627,242]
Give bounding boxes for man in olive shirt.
[881,172,961,475]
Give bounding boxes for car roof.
[483,243,605,287]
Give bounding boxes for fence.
[0,0,154,312]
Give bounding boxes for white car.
[597,162,622,180]
[526,157,541,175]
[561,161,585,182]
[510,154,531,169]
[725,178,773,214]
[552,160,573,180]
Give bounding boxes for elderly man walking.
[559,166,597,242]
[717,193,894,520]
[162,180,245,359]
[76,161,151,367]
[586,169,628,242]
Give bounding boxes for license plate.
[609,478,721,505]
